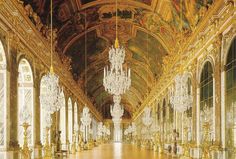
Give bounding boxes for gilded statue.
[77,133,83,151]
[32,12,43,31]
[24,4,33,17]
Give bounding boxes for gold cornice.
[0,0,102,121]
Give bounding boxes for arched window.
[185,77,192,141]
[200,62,213,108]
[225,38,236,150]
[187,77,192,96]
[162,99,166,138]
[68,98,73,144]
[186,77,193,117]
[92,118,97,140]
[59,91,66,148]
[157,103,160,121]
[40,76,51,145]
[163,99,166,121]
[0,40,6,147]
[18,59,34,146]
[40,76,47,145]
[169,100,174,123]
[200,61,213,142]
[74,102,78,128]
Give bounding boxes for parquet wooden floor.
[67,143,177,159]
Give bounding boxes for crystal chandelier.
[80,106,92,142]
[103,48,131,96]
[103,0,131,96]
[40,72,62,114]
[124,122,136,136]
[97,124,110,137]
[81,106,92,127]
[142,107,152,127]
[141,108,153,140]
[110,95,124,119]
[44,112,53,128]
[170,73,193,112]
[97,122,104,137]
[39,0,62,115]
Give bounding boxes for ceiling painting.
[22,0,216,119]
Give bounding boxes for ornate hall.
[0,0,235,159]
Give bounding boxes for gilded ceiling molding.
[76,0,154,11]
[62,26,109,55]
[131,25,171,54]
[61,20,171,55]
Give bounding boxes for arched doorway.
[68,98,73,145]
[199,61,214,142]
[18,58,34,146]
[59,91,66,149]
[74,102,78,129]
[225,37,236,158]
[0,40,6,147]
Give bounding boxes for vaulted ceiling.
[23,0,214,119]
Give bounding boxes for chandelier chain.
[180,0,183,55]
[116,0,118,41]
[146,31,149,92]
[85,9,87,96]
[50,0,53,71]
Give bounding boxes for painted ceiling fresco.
[23,0,215,119]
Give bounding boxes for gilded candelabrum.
[155,132,163,155]
[181,127,191,158]
[77,132,83,151]
[83,141,88,150]
[201,122,211,159]
[43,127,52,159]
[20,122,32,159]
[87,134,94,150]
[136,138,141,148]
[200,122,222,159]
[71,131,77,154]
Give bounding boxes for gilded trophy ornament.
[43,127,52,159]
[71,131,77,154]
[20,122,32,159]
